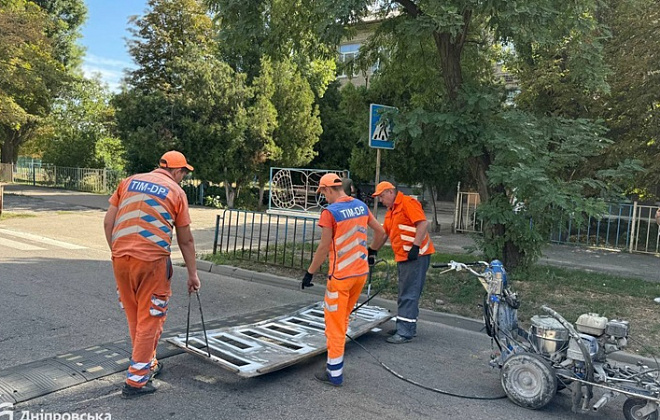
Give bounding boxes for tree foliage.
[207,0,338,94]
[299,0,641,267]
[206,0,326,206]
[596,0,660,195]
[310,81,359,172]
[31,0,87,68]
[0,0,86,163]
[118,0,293,208]
[35,76,123,169]
[268,58,322,168]
[0,0,68,163]
[116,0,247,177]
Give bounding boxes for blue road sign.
[369,104,396,149]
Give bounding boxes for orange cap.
[372,181,395,197]
[316,173,343,193]
[159,150,194,171]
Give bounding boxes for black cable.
[346,333,507,400]
[350,260,505,399]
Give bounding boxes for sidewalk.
[5,183,660,282]
[3,184,111,211]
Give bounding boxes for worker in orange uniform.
[103,151,201,398]
[302,173,386,386]
[370,181,435,344]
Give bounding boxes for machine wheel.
[623,398,659,420]
[500,353,557,409]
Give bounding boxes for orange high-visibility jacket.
[324,197,370,280]
[109,169,190,261]
[384,192,435,262]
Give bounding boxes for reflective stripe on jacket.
[326,198,370,280]
[384,192,435,262]
[110,169,188,260]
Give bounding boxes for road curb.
[198,259,660,367]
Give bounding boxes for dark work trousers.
[396,254,431,338]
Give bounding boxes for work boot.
[121,382,157,399]
[149,361,163,380]
[314,369,342,387]
[387,329,417,337]
[386,333,412,344]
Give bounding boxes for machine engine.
[530,313,629,363]
[571,314,630,362]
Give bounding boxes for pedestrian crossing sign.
[369,104,396,150]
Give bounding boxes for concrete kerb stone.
[196,260,214,273]
[209,264,306,292]
[197,259,660,368]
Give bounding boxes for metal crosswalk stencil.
[167,302,392,378]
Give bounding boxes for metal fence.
[450,180,660,255]
[181,179,208,206]
[550,202,660,255]
[3,162,123,193]
[213,209,321,270]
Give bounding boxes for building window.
[338,43,360,78]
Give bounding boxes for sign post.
[369,104,396,216]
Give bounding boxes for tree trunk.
[468,154,491,202]
[428,184,440,232]
[1,123,37,164]
[503,239,525,269]
[0,134,17,164]
[224,182,233,209]
[434,32,464,102]
[223,167,236,209]
[432,9,471,102]
[257,180,266,211]
[409,6,529,265]
[488,222,525,269]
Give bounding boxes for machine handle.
[432,261,484,269]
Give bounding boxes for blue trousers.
[396,255,430,338]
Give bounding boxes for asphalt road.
[0,189,641,419]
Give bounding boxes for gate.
[629,203,660,254]
[453,183,482,233]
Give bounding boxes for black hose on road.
[347,334,507,400]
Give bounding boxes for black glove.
[407,244,420,261]
[302,271,314,289]
[367,247,377,266]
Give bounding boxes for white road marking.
[0,237,46,251]
[0,228,87,249]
